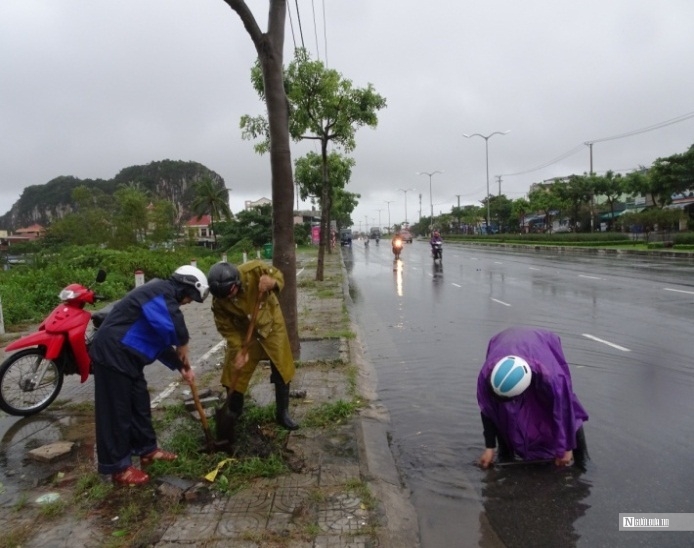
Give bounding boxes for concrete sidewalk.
[1,248,419,548]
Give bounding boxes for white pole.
[0,296,5,335]
[222,253,228,263]
[242,251,248,263]
[134,270,145,287]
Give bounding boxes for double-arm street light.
[463,131,510,232]
[398,188,416,226]
[417,171,443,231]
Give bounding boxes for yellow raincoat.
[211,260,295,392]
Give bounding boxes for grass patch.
[0,525,33,548]
[62,400,95,413]
[344,478,377,511]
[302,399,360,428]
[38,499,67,519]
[73,469,114,508]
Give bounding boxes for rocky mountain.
[0,160,226,231]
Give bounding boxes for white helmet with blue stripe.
[490,355,532,398]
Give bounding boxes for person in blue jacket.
[477,327,589,469]
[89,265,209,486]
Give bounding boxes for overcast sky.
[2,1,693,231]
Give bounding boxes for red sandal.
[112,466,150,486]
[140,448,177,467]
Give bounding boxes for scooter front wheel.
[0,349,64,416]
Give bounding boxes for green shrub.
[0,246,239,328]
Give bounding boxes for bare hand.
[555,450,574,467]
[479,448,495,469]
[180,366,195,384]
[234,350,249,370]
[258,275,275,293]
[177,344,190,368]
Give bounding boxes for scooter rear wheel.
[0,349,64,416]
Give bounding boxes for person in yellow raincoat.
[207,260,298,430]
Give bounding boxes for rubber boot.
[274,381,299,431]
[226,390,244,418]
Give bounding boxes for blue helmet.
[490,355,532,398]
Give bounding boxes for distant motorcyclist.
[430,231,443,260]
[391,231,404,260]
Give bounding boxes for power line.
[586,110,694,144]
[501,144,586,176]
[311,0,320,61]
[500,109,694,178]
[294,0,305,50]
[322,0,329,67]
[286,1,297,50]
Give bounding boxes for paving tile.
[158,515,219,543]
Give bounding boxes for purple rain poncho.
[477,327,589,460]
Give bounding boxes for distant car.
[340,229,352,247]
[400,229,413,243]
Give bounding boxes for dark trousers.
[94,361,157,474]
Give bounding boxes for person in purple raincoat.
[477,327,589,469]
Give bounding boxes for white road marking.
[664,287,694,295]
[151,341,227,408]
[578,274,601,280]
[491,298,511,307]
[452,283,462,288]
[582,333,631,352]
[529,267,540,271]
[494,261,503,264]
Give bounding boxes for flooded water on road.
[345,242,694,547]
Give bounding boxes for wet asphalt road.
[344,239,694,548]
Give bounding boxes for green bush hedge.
[0,245,244,328]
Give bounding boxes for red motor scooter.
[0,270,108,416]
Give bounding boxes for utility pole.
[496,175,502,196]
[455,194,461,233]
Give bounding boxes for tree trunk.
[224,0,300,358]
[315,139,330,281]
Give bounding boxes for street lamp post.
[384,200,394,233]
[398,188,415,226]
[375,209,382,231]
[417,171,443,232]
[463,131,510,233]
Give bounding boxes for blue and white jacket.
[89,278,190,376]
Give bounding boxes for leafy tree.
[618,208,682,241]
[553,175,593,231]
[643,145,694,207]
[331,187,360,230]
[488,195,513,232]
[511,197,531,233]
[44,185,111,247]
[528,187,563,233]
[243,48,386,280]
[591,170,625,230]
[110,185,149,247]
[222,0,299,355]
[218,204,273,250]
[294,151,357,234]
[190,177,232,248]
[149,200,178,244]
